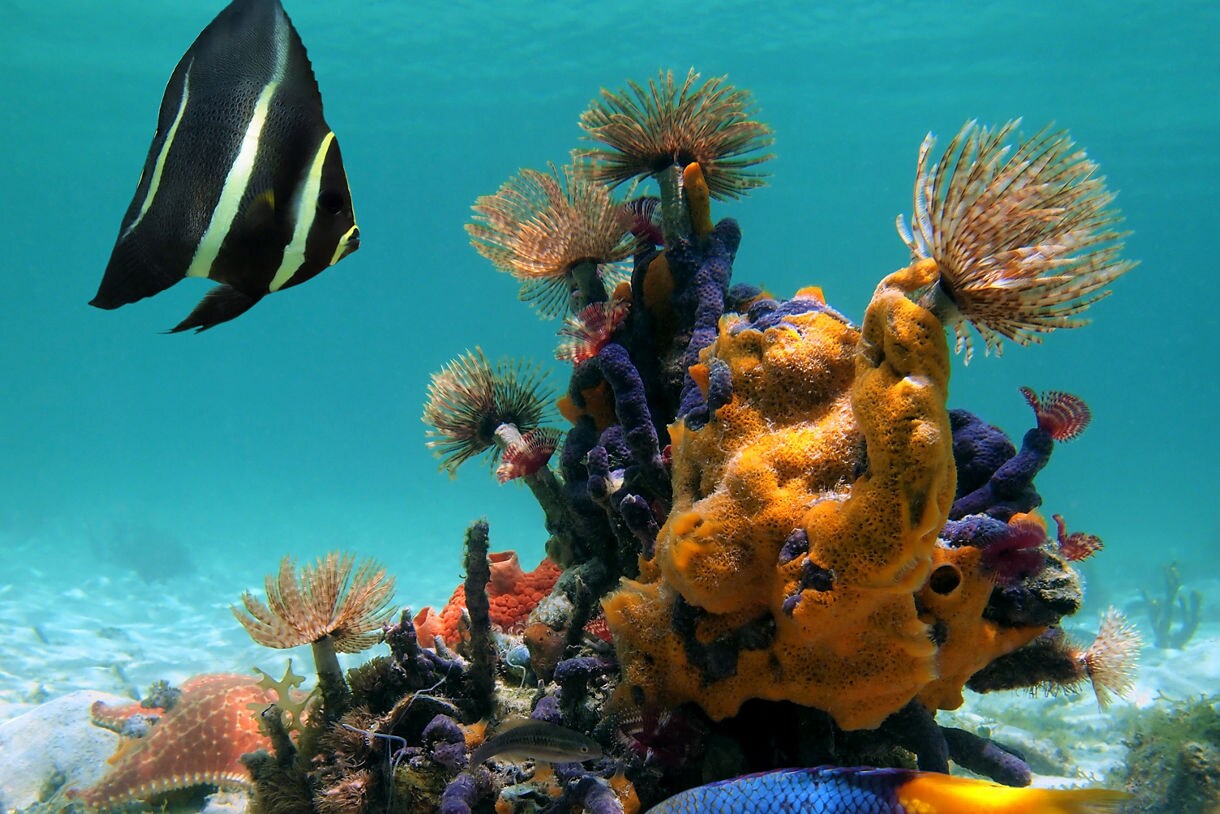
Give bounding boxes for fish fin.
[899,773,1130,813]
[247,189,277,227]
[1047,789,1132,813]
[1012,788,1131,813]
[167,285,261,333]
[90,233,183,309]
[492,717,532,733]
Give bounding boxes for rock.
[0,690,124,811]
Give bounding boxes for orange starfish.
[69,673,275,809]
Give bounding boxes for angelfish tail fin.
[167,285,261,333]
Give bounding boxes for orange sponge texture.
[606,260,1028,730]
[414,552,562,647]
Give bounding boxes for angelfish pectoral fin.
[167,285,262,333]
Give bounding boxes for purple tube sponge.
[383,609,466,692]
[948,409,1015,500]
[674,221,738,423]
[778,528,808,564]
[439,771,481,814]
[671,594,775,682]
[618,493,659,559]
[568,775,624,814]
[729,294,851,337]
[556,419,621,561]
[879,700,949,773]
[781,557,835,616]
[726,282,764,311]
[553,656,617,686]
[531,693,563,725]
[584,444,614,503]
[950,415,1052,521]
[423,714,469,771]
[589,342,668,495]
[950,390,1089,522]
[704,357,733,415]
[943,727,1032,787]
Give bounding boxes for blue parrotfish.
[645,766,1130,813]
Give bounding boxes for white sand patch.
[0,559,418,723]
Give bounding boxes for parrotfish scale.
[646,767,1130,814]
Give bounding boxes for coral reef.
[605,258,960,729]
[166,71,1138,814]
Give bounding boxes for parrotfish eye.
[317,188,346,215]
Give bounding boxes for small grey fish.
[469,720,602,768]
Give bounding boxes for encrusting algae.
[71,68,1142,814]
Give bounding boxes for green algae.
[1110,694,1220,813]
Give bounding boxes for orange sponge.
[606,261,991,730]
[415,552,561,647]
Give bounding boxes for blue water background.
[1,2,1216,651]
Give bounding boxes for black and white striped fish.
[90,0,359,332]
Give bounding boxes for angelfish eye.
[318,188,345,215]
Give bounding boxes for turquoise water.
[0,0,1216,689]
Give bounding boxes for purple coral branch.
[592,342,668,495]
[949,409,1055,521]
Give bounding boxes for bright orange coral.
[605,260,1057,730]
[414,552,562,646]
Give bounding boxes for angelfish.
[90,0,359,332]
[646,766,1130,813]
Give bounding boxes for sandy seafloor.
[1,518,1216,808]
